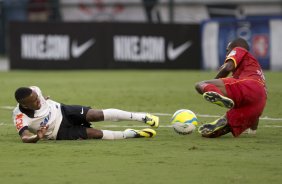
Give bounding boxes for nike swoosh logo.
[80,108,84,114]
[72,38,95,58]
[167,41,192,60]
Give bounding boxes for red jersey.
[225,47,266,86]
[222,47,267,136]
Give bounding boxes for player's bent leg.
[195,81,206,94]
[124,128,156,138]
[198,117,228,137]
[86,128,103,139]
[195,79,227,95]
[203,91,234,109]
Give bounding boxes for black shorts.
[56,104,91,140]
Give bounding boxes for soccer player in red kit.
[195,38,267,138]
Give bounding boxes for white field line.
[152,112,282,121]
[1,123,282,128]
[0,106,15,110]
[1,106,282,122]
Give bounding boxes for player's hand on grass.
[37,125,49,139]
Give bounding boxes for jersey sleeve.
[225,47,248,68]
[13,112,29,135]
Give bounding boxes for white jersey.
[12,86,63,140]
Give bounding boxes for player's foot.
[203,91,234,109]
[143,114,159,128]
[124,128,156,138]
[198,117,227,136]
[243,128,257,135]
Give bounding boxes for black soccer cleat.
[198,117,228,136]
[203,91,234,109]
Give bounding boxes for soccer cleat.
[198,117,227,136]
[125,128,156,138]
[203,91,234,109]
[143,114,159,128]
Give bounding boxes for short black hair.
[15,87,32,102]
[229,38,250,51]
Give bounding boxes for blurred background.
[0,0,281,71]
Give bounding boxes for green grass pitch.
[0,70,282,184]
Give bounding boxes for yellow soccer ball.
[171,109,198,135]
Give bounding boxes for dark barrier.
[9,22,201,69]
[201,17,282,70]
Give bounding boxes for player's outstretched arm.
[20,126,48,143]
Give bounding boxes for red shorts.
[222,78,267,137]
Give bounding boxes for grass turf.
[0,70,282,184]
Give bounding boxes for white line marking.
[1,106,282,121]
[1,123,282,129]
[152,112,282,121]
[0,106,15,110]
[102,125,172,128]
[264,125,282,128]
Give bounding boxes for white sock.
[102,109,146,122]
[102,130,126,140]
[123,129,137,138]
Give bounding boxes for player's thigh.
[57,125,88,140]
[61,104,91,125]
[224,79,266,107]
[202,79,227,95]
[204,79,225,88]
[195,79,226,94]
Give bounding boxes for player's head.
[226,38,249,55]
[15,87,41,110]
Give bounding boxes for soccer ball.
[170,109,198,135]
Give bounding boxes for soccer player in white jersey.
[12,86,159,143]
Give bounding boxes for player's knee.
[195,82,205,94]
[87,128,103,139]
[86,109,104,122]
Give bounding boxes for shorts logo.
[80,108,84,115]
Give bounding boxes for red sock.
[202,84,224,95]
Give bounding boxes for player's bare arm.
[215,60,235,79]
[20,125,49,143]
